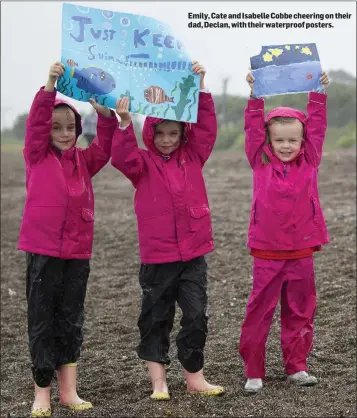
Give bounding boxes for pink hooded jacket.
[18,87,118,259]
[111,92,217,264]
[245,91,329,251]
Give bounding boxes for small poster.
[250,43,323,96]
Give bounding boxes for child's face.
[268,119,303,162]
[51,107,76,151]
[154,121,182,155]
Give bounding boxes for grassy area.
[0,136,88,153]
[1,137,23,153]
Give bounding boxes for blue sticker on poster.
[59,3,200,122]
[250,43,323,96]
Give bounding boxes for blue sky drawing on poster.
[59,3,200,122]
[250,43,323,97]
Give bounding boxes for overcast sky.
[1,1,356,128]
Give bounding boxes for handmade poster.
[59,3,200,122]
[250,43,323,97]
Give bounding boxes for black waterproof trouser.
[137,256,208,373]
[25,253,90,387]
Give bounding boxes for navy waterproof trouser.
[26,253,90,387]
[137,256,208,373]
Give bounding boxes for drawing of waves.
[252,61,322,97]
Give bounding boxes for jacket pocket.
[81,208,94,222]
[250,199,257,224]
[189,206,210,219]
[79,209,94,253]
[311,198,320,224]
[189,205,211,233]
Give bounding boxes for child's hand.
[49,62,64,82]
[116,97,131,128]
[192,61,206,90]
[89,98,111,118]
[45,62,65,92]
[246,72,255,95]
[320,71,329,89]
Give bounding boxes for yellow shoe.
[150,392,170,401]
[189,386,225,397]
[31,407,51,417]
[61,401,93,411]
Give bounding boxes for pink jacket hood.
[265,106,307,125]
[142,117,190,155]
[54,98,83,139]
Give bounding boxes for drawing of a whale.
[70,66,116,95]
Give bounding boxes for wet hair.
[262,116,301,164]
[154,120,185,138]
[52,102,82,137]
[52,104,82,139]
[53,103,75,119]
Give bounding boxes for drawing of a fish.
[144,86,174,104]
[306,74,313,79]
[67,59,78,67]
[70,67,116,95]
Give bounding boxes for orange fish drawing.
[144,86,174,104]
[67,59,78,67]
[306,74,313,79]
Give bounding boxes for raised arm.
[304,91,327,168]
[244,71,266,169]
[111,97,143,187]
[186,91,217,166]
[244,97,266,169]
[81,102,118,178]
[301,72,329,167]
[24,62,64,164]
[186,62,217,166]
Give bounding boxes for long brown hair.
[262,117,299,164]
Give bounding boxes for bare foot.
[184,369,224,393]
[33,384,51,411]
[56,365,91,407]
[59,393,88,406]
[152,377,169,394]
[147,361,169,395]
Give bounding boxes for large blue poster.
[59,3,200,122]
[250,43,323,97]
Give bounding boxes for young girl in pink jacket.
[111,62,224,400]
[240,71,330,393]
[18,62,118,417]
